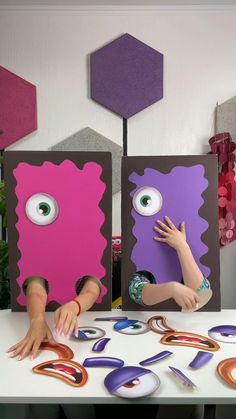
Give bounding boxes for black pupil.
[141,195,151,207]
[132,324,142,329]
[39,204,49,214]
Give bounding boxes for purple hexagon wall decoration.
[0,66,37,150]
[90,33,163,119]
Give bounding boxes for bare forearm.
[177,243,203,290]
[74,290,99,313]
[26,281,47,320]
[74,277,100,313]
[141,282,174,306]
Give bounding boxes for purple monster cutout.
[104,366,160,398]
[129,165,210,284]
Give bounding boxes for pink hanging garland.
[208,132,236,246]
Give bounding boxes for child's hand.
[154,216,187,251]
[54,301,79,338]
[170,282,200,311]
[7,317,56,360]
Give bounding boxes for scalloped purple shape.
[130,165,210,283]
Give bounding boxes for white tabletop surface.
[0,309,236,404]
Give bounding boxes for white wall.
[0,7,235,307]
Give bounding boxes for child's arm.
[54,276,101,338]
[141,281,199,311]
[154,216,203,290]
[130,215,203,310]
[7,277,56,360]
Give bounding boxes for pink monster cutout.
[14,160,107,307]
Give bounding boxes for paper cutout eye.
[104,366,160,398]
[114,320,149,335]
[112,238,121,245]
[208,325,236,343]
[74,327,106,340]
[25,193,59,225]
[132,187,163,216]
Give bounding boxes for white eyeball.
[132,186,163,216]
[25,193,59,226]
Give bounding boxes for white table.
[0,309,236,405]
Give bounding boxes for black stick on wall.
[123,118,128,156]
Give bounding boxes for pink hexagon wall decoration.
[90,33,163,119]
[0,66,37,150]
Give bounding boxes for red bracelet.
[72,299,81,316]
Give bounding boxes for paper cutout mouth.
[33,359,88,387]
[39,341,74,360]
[161,332,220,351]
[217,357,236,389]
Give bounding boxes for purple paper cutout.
[94,316,128,321]
[91,33,163,119]
[114,319,138,331]
[104,366,151,393]
[83,357,124,368]
[139,350,172,366]
[77,331,89,340]
[208,325,236,334]
[92,338,111,352]
[188,351,213,369]
[130,165,210,283]
[72,327,106,340]
[169,366,197,388]
[208,325,236,343]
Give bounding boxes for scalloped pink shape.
[14,160,107,306]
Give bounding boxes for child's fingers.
[47,330,57,345]
[19,340,35,360]
[54,309,60,327]
[67,318,77,338]
[180,221,185,232]
[31,339,42,360]
[154,237,167,243]
[164,216,177,230]
[156,220,171,232]
[61,315,73,337]
[13,340,32,360]
[8,340,27,358]
[56,312,68,334]
[154,226,169,237]
[7,338,26,353]
[183,297,193,311]
[74,322,79,339]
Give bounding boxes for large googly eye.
[114,320,149,335]
[25,193,59,226]
[208,325,236,343]
[104,366,160,398]
[73,327,106,340]
[132,187,163,216]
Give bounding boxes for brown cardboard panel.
[121,155,220,311]
[4,151,112,311]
